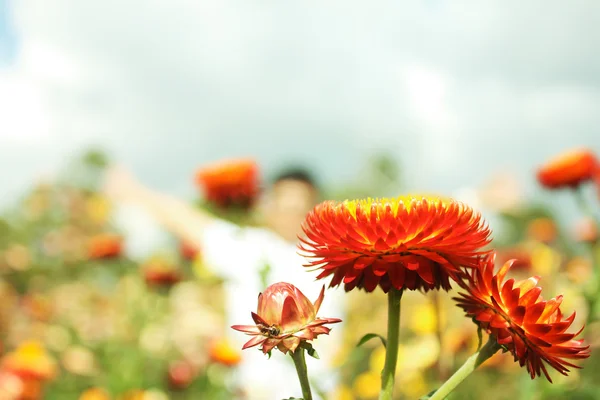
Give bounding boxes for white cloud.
[0,0,599,203]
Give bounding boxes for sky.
[0,1,599,212]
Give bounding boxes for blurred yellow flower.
[398,371,428,399]
[409,302,437,335]
[79,387,111,400]
[353,371,380,399]
[530,243,560,276]
[118,390,145,400]
[86,195,111,225]
[369,345,386,373]
[1,341,57,381]
[397,335,440,372]
[332,385,354,400]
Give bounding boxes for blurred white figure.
[104,166,345,400]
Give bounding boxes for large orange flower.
[536,148,598,189]
[231,282,341,354]
[194,158,259,209]
[299,196,491,292]
[454,254,590,382]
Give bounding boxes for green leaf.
[263,349,273,359]
[301,342,320,359]
[357,333,387,348]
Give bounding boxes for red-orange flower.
[536,148,599,189]
[142,260,182,287]
[194,158,259,209]
[180,241,200,261]
[231,282,341,354]
[454,253,590,382]
[299,196,491,292]
[87,233,123,260]
[167,360,195,390]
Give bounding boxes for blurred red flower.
[87,233,123,260]
[167,360,196,390]
[232,283,341,354]
[142,261,182,287]
[536,148,598,189]
[299,196,491,292]
[180,241,200,261]
[454,253,590,382]
[195,158,259,209]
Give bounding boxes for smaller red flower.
[195,158,260,209]
[142,261,182,287]
[231,282,341,354]
[454,254,590,382]
[87,233,123,260]
[180,241,200,261]
[536,148,598,189]
[167,360,195,390]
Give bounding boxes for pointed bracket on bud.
[300,342,320,359]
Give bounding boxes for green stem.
[573,187,600,226]
[379,289,403,400]
[429,338,501,400]
[573,187,600,324]
[290,348,313,400]
[432,291,447,381]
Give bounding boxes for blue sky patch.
[0,0,17,66]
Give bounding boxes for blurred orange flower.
[209,339,242,367]
[180,241,200,261]
[299,196,491,292]
[526,218,557,244]
[142,261,182,287]
[21,294,54,322]
[194,158,259,209]
[87,233,123,259]
[496,247,532,272]
[454,253,590,382]
[232,283,341,354]
[536,148,599,189]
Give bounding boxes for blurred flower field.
[0,149,599,399]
